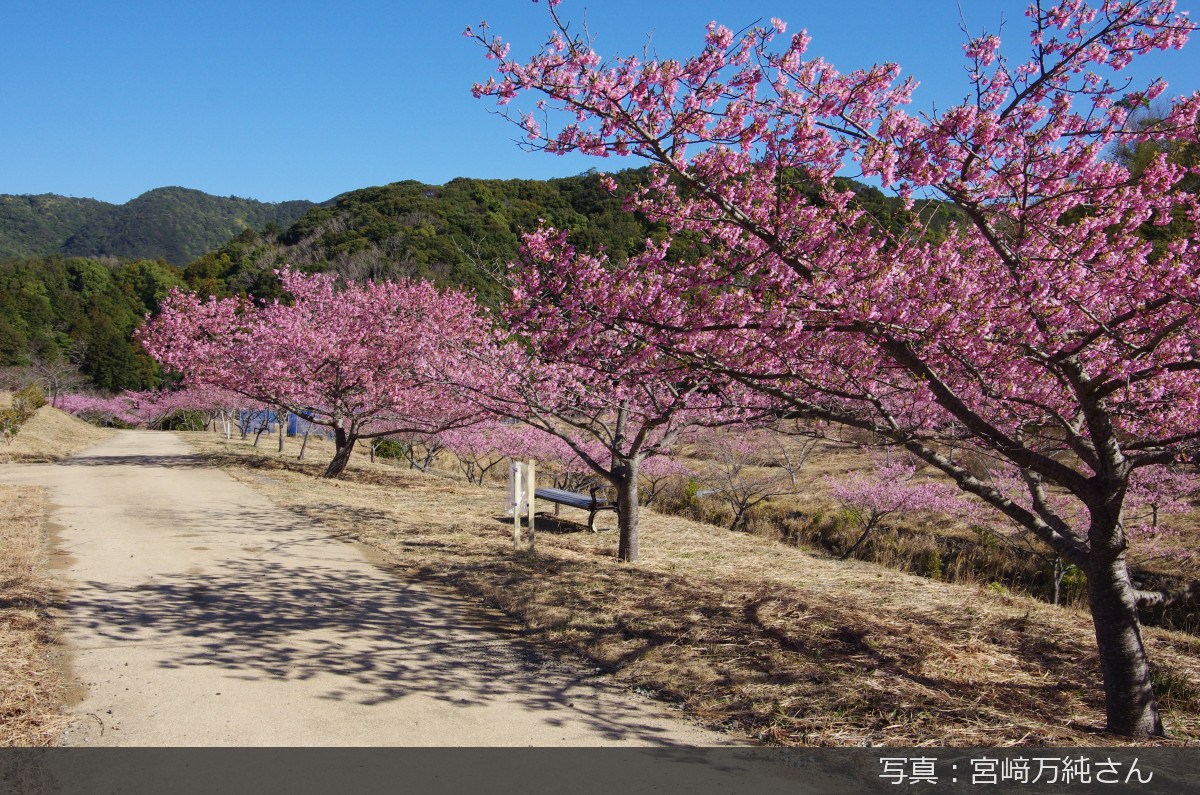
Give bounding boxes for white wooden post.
[513,463,523,551]
[526,459,536,553]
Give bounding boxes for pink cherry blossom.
[476,0,1200,736]
[140,267,497,478]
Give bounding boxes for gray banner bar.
[1,747,1194,795]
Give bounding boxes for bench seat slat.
[532,487,618,533]
[534,488,615,509]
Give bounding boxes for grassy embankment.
[0,398,113,746]
[655,437,1200,634]
[182,428,1200,746]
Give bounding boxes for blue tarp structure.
[237,409,333,440]
[239,409,276,431]
[286,412,334,440]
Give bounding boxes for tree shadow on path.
[64,533,705,745]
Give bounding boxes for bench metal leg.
[588,509,598,533]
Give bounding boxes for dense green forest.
[183,170,660,305]
[0,255,182,390]
[184,169,957,306]
[0,188,316,266]
[0,170,957,392]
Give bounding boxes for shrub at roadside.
[0,385,47,444]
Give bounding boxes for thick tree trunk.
[1087,548,1162,736]
[323,424,355,478]
[614,461,640,563]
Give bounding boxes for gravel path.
[0,431,735,747]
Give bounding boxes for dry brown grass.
[180,431,1200,747]
[661,436,1200,630]
[0,486,69,746]
[0,399,115,464]
[0,397,110,746]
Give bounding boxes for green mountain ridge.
[1,170,957,391]
[184,171,662,306]
[185,170,959,309]
[0,187,318,266]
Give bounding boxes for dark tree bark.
[253,419,268,447]
[1087,515,1163,736]
[613,460,641,563]
[323,423,356,478]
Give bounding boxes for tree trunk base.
[1088,554,1163,737]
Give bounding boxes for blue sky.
[3,0,1197,205]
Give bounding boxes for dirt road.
[0,431,735,747]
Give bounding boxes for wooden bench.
[534,486,619,532]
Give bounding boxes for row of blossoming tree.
[140,268,497,478]
[140,259,779,560]
[466,0,1200,737]
[127,0,1200,737]
[58,386,247,431]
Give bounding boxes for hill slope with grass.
[0,396,115,463]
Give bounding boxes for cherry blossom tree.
[1125,466,1199,548]
[140,268,495,478]
[469,358,756,561]
[460,242,777,560]
[636,454,692,507]
[58,393,139,426]
[393,431,448,472]
[693,427,803,532]
[442,423,513,485]
[474,0,1200,735]
[826,456,979,560]
[58,386,246,430]
[979,462,1199,603]
[494,421,602,491]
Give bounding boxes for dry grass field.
[0,484,68,747]
[640,432,1200,645]
[182,429,1200,746]
[0,402,112,746]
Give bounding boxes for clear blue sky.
[3,0,1197,205]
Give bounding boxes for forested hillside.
[185,169,957,306]
[183,170,659,305]
[0,188,316,265]
[1,169,955,392]
[0,255,182,390]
